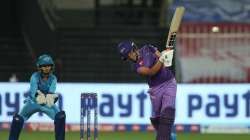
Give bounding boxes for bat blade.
[166,6,185,49]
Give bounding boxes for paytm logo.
[188,90,250,118]
[99,90,148,117]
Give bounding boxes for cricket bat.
[166,6,185,49]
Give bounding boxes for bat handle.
[165,48,172,51]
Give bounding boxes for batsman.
[8,54,66,140]
[117,41,176,140]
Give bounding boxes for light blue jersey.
[19,72,60,121]
[29,72,57,100]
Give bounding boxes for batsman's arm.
[137,61,163,76]
[155,50,161,58]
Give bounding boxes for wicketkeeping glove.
[36,90,46,105]
[46,94,58,107]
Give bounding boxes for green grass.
[178,133,250,140]
[1,130,250,140]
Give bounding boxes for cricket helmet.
[117,41,137,60]
[36,54,54,68]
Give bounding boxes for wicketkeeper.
[117,41,176,140]
[8,54,66,140]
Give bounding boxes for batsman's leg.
[8,114,24,140]
[156,107,175,140]
[54,111,66,140]
[150,117,160,130]
[151,117,177,140]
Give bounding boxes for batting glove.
[159,50,174,67]
[36,90,46,105]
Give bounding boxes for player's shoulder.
[139,44,158,55]
[49,74,57,81]
[30,72,39,79]
[29,72,40,82]
[141,43,156,48]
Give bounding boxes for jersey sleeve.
[49,76,57,94]
[148,44,158,54]
[143,53,156,67]
[134,46,157,73]
[29,74,38,99]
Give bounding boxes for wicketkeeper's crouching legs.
[156,107,175,140]
[54,111,66,140]
[8,114,24,140]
